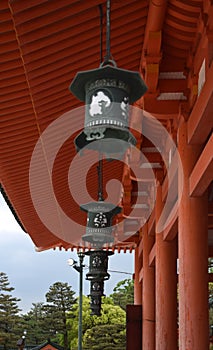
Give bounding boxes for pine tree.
[0,272,21,350]
[110,279,134,311]
[21,302,50,345]
[84,324,126,350]
[43,282,76,350]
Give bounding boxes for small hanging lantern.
[85,250,113,315]
[69,0,147,155]
[81,156,121,248]
[80,201,121,248]
[85,250,113,280]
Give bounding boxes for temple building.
[0,1,213,349]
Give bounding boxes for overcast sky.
[0,194,134,314]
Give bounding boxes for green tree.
[0,272,21,350]
[83,324,125,350]
[83,297,126,350]
[21,302,50,345]
[66,296,126,350]
[44,282,76,350]
[66,296,92,349]
[110,279,134,311]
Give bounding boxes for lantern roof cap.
[80,201,121,215]
[85,249,114,257]
[69,64,147,104]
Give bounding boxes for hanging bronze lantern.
[89,280,104,316]
[85,250,113,315]
[91,280,105,295]
[69,62,147,155]
[85,250,113,280]
[80,201,121,248]
[90,294,102,316]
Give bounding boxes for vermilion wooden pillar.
[142,224,155,350]
[155,184,178,350]
[134,247,142,305]
[178,121,209,350]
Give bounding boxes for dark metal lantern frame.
[70,63,147,155]
[80,200,121,248]
[85,250,114,315]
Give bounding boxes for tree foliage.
[66,296,126,350]
[84,324,125,350]
[110,279,134,311]
[0,272,21,350]
[43,282,76,350]
[83,297,126,350]
[0,275,133,350]
[21,303,50,345]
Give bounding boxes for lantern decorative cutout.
[85,250,114,315]
[80,201,121,248]
[69,62,147,155]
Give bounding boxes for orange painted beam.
[145,63,160,93]
[189,133,213,196]
[158,78,187,93]
[142,0,167,49]
[162,149,179,202]
[141,152,163,163]
[138,235,143,259]
[138,222,155,258]
[141,0,167,101]
[149,242,156,267]
[143,97,180,114]
[130,169,156,182]
[187,62,213,144]
[139,267,143,283]
[163,204,178,241]
[148,209,155,236]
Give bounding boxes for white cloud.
[0,195,24,236]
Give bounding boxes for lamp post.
[22,330,27,350]
[68,252,85,350]
[17,330,27,350]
